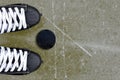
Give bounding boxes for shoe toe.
[26,5,42,27]
[27,51,43,73]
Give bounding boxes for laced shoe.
[0,46,43,75]
[0,3,42,34]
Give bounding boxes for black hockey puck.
[36,30,56,49]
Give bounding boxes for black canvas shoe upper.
[0,46,42,75]
[0,4,42,34]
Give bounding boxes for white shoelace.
[0,7,27,34]
[0,47,28,72]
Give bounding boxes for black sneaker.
[0,46,43,75]
[0,3,42,34]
